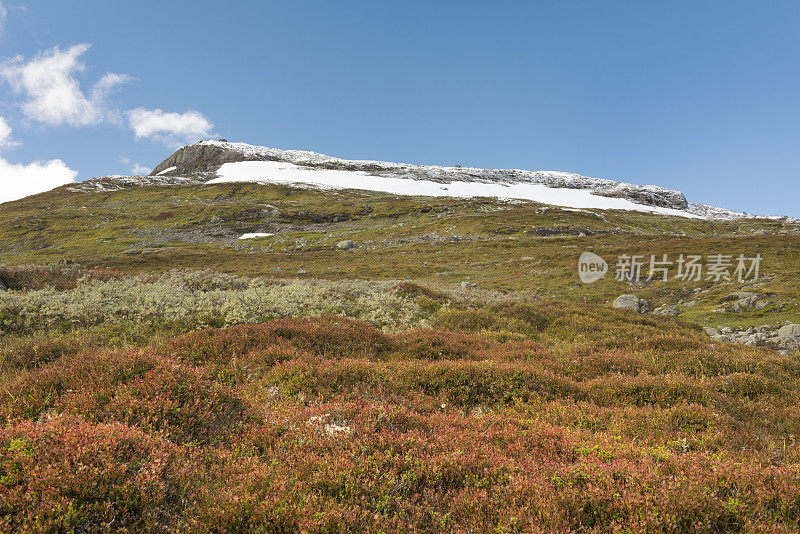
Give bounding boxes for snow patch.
[209,160,703,218]
[156,166,177,175]
[239,232,274,240]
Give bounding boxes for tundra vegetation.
[0,183,799,531]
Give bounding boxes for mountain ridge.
[146,140,775,221]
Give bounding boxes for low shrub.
[3,297,800,530]
[104,363,250,444]
[0,416,191,532]
[162,316,396,364]
[0,271,425,335]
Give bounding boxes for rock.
[460,281,477,289]
[594,182,688,210]
[703,327,719,336]
[753,300,772,310]
[777,324,800,342]
[613,294,651,313]
[731,295,758,312]
[150,143,250,177]
[0,278,6,292]
[337,240,355,250]
[729,292,773,313]
[535,207,549,215]
[653,306,681,316]
[708,322,800,353]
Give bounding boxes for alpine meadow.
[1,2,799,533]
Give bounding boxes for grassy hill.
[1,181,799,328]
[1,182,800,531]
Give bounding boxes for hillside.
[1,143,800,531]
[1,155,798,330]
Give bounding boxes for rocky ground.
[702,324,800,355]
[613,292,800,354]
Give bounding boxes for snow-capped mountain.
[35,139,771,222]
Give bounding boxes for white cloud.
[0,116,13,147]
[0,157,77,203]
[0,2,7,35]
[127,107,214,147]
[0,43,129,127]
[130,163,150,175]
[0,117,77,204]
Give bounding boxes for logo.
[578,252,608,283]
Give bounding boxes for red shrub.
[0,416,191,532]
[103,363,250,445]
[161,316,395,364]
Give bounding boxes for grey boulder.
[777,324,800,342]
[613,294,651,313]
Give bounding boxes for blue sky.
[0,1,797,216]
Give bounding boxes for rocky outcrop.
[150,143,263,177]
[66,174,202,193]
[592,183,688,210]
[728,291,773,313]
[705,324,799,355]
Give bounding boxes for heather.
[3,275,800,531]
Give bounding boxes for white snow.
[239,232,274,240]
[210,160,703,218]
[156,166,177,176]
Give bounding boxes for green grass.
[1,181,797,329]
